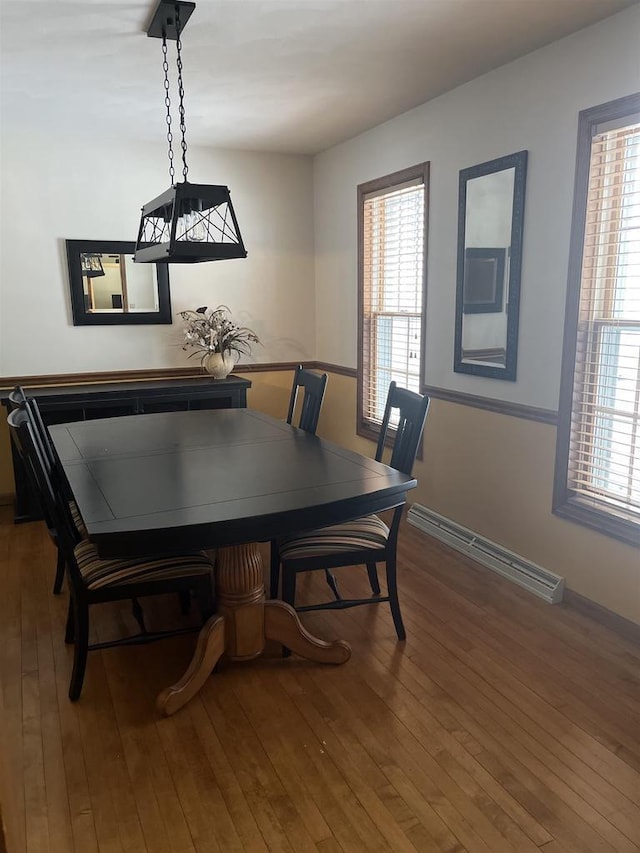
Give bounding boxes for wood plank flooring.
[1,506,639,853]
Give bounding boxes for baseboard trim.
[563,589,640,643]
[407,503,564,603]
[0,493,14,507]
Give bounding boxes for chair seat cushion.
[74,540,213,590]
[279,514,389,561]
[69,500,88,539]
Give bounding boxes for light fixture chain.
[162,33,175,185]
[174,4,189,181]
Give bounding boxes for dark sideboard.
[1,375,251,522]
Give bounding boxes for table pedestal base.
[156,543,351,716]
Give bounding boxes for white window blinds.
[361,177,426,429]
[568,119,640,522]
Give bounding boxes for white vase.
[202,352,234,379]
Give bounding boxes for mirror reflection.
[454,151,527,381]
[81,252,159,314]
[66,240,171,326]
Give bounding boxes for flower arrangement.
[179,305,260,366]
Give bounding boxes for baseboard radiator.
[407,504,564,604]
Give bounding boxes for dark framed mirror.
[454,150,527,380]
[66,240,171,326]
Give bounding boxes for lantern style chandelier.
[134,0,247,264]
[81,253,105,278]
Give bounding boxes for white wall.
[0,134,315,376]
[313,5,640,411]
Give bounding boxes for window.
[554,93,640,545]
[357,163,429,440]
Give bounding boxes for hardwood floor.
[1,505,639,853]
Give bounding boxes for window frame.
[357,162,429,443]
[553,92,640,547]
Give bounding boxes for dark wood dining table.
[49,407,417,714]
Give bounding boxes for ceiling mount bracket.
[147,0,195,40]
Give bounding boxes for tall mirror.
[66,240,171,326]
[454,150,527,380]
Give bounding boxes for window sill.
[553,496,640,548]
[357,418,424,462]
[357,418,391,447]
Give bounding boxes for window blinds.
[361,180,425,426]
[568,121,640,521]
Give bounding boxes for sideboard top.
[0,375,251,405]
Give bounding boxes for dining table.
[49,407,417,715]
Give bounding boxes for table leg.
[156,614,225,716]
[217,542,266,660]
[264,600,351,663]
[156,542,351,716]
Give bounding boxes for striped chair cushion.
[74,540,213,590]
[69,500,88,539]
[279,514,389,561]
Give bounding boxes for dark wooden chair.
[270,381,430,640]
[7,407,216,701]
[7,388,70,594]
[17,393,192,616]
[286,364,328,435]
[268,365,329,586]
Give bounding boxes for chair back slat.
[26,396,58,471]
[286,364,328,435]
[374,381,430,475]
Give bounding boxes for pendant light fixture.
[81,253,105,278]
[134,0,247,264]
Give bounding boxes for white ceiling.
[1,0,637,155]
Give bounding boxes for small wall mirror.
[66,240,171,326]
[454,150,527,380]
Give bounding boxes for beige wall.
[243,370,294,421]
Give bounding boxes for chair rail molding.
[1,364,556,425]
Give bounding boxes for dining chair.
[7,389,71,594]
[22,394,80,501]
[8,388,65,487]
[21,392,194,619]
[8,407,216,701]
[286,364,328,435]
[270,381,430,641]
[268,365,330,589]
